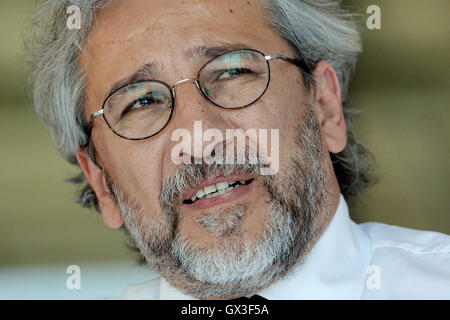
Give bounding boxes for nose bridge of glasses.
[171,78,201,98]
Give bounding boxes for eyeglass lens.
[103,50,270,140]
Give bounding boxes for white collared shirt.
[120,195,450,299]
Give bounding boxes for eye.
[217,68,252,80]
[121,94,163,117]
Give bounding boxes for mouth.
[182,177,255,209]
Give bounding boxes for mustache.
[159,153,270,214]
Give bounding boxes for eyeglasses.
[86,49,310,141]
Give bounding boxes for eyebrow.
[105,43,251,100]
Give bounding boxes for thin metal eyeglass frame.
[85,49,310,141]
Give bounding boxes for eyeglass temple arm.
[87,109,104,127]
[83,109,104,143]
[265,54,311,74]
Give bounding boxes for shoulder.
[120,276,161,300]
[359,221,450,299]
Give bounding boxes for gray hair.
[26,0,377,212]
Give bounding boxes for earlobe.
[76,148,124,229]
[312,61,347,154]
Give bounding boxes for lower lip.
[183,181,254,210]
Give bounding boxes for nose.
[167,78,231,166]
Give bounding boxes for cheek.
[244,74,307,166]
[96,135,164,208]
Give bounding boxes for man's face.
[80,0,343,298]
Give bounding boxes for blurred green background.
[0,0,449,268]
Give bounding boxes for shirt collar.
[159,194,371,300]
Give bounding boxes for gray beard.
[106,108,330,299]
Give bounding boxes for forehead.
[87,0,269,45]
[80,0,289,110]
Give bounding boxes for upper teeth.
[190,180,247,202]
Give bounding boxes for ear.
[312,61,347,154]
[76,148,123,229]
